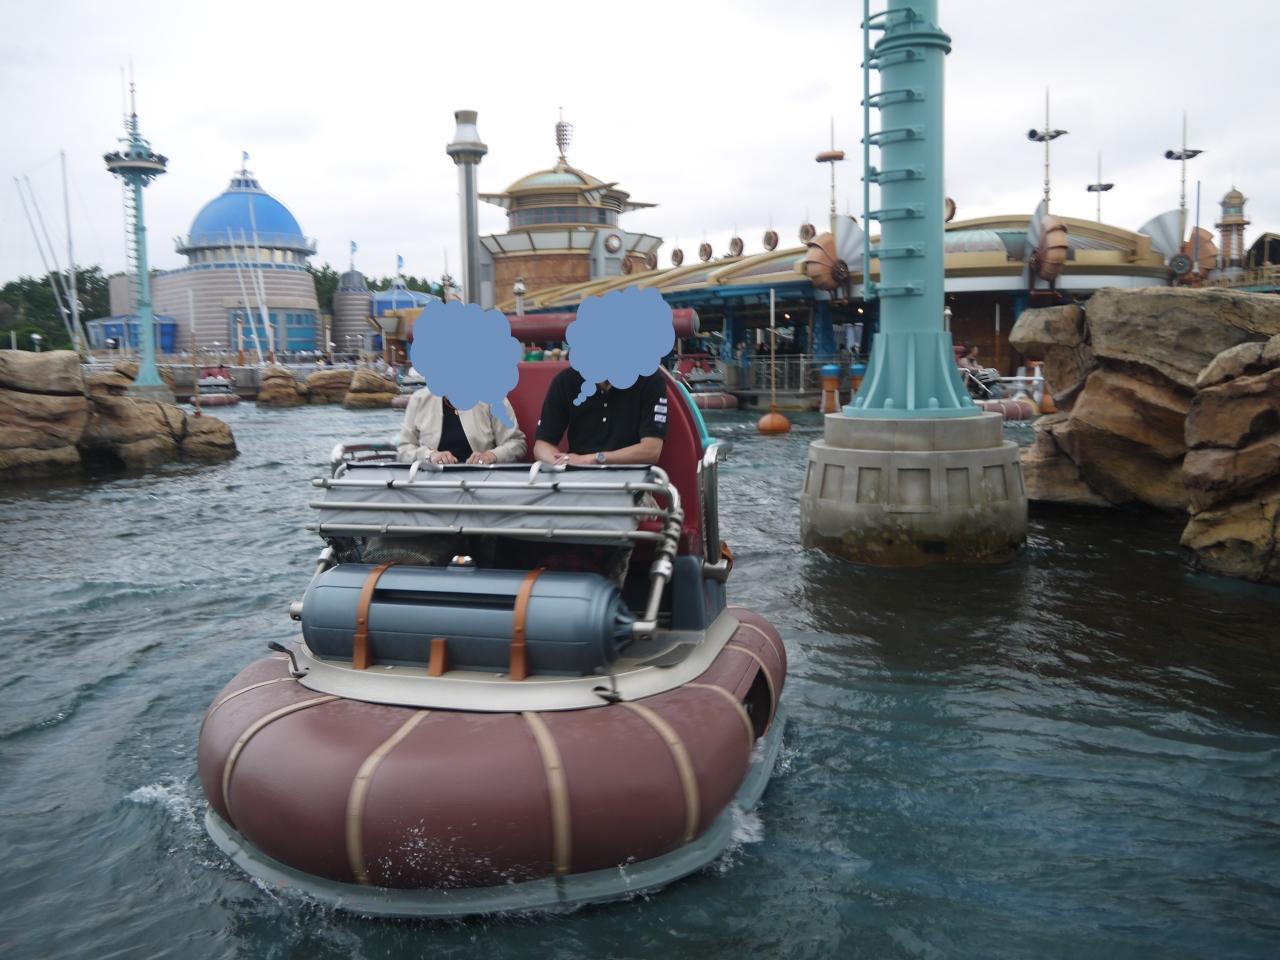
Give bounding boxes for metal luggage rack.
[306,444,685,638]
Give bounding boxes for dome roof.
[1223,187,1246,205]
[186,170,309,249]
[506,163,602,193]
[338,269,368,292]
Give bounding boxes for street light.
[1027,88,1068,211]
[1165,112,1203,236]
[1085,152,1114,223]
[513,277,527,316]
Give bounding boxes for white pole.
[14,177,75,348]
[245,201,278,360]
[61,151,85,355]
[228,228,264,365]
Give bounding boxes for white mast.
[245,196,278,359]
[61,152,85,355]
[14,177,76,350]
[228,228,264,364]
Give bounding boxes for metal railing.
[1202,264,1280,289]
[727,355,823,392]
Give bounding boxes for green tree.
[0,266,113,351]
[308,262,340,313]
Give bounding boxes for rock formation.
[1180,333,1280,584]
[305,368,353,404]
[343,368,399,409]
[256,365,308,407]
[0,350,237,482]
[1011,287,1280,512]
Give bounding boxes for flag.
[242,150,249,166]
[350,240,357,255]
[396,254,404,271]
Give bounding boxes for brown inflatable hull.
[692,392,739,411]
[197,609,785,892]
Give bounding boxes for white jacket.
[396,390,527,463]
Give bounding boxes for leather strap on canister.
[352,562,396,670]
[509,568,544,681]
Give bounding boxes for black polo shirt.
[535,369,668,454]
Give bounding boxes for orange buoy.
[757,408,792,435]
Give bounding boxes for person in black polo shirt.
[533,368,668,465]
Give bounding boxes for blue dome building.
[109,164,322,356]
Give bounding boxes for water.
[1,406,1277,960]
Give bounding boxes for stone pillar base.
[800,412,1027,565]
[127,383,176,404]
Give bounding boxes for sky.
[1,0,1276,289]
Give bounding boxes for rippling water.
[1,405,1277,959]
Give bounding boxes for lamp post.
[1165,112,1203,239]
[1027,89,1068,212]
[1086,151,1114,223]
[30,333,43,352]
[513,277,527,316]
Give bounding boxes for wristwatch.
[595,451,607,465]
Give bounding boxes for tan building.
[475,120,662,308]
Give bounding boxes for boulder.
[114,360,177,389]
[1008,304,1099,407]
[81,396,185,468]
[88,371,134,396]
[1183,439,1280,512]
[1055,369,1191,510]
[1180,483,1280,585]
[305,368,353,404]
[0,387,90,480]
[343,368,398,409]
[1185,366,1280,451]
[0,349,86,395]
[181,415,238,462]
[1018,413,1111,507]
[257,366,307,407]
[1195,340,1269,389]
[1087,287,1280,390]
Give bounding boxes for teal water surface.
[1,405,1277,959]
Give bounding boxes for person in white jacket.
[396,390,526,465]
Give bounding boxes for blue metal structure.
[178,171,316,256]
[104,89,168,389]
[847,0,977,419]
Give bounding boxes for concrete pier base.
[800,413,1027,565]
[127,383,176,404]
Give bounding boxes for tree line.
[0,267,111,350]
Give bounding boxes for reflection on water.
[0,405,1277,959]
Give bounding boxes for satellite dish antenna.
[944,197,957,222]
[644,251,658,271]
[728,237,744,257]
[835,215,864,266]
[1137,210,1185,260]
[799,223,816,242]
[763,229,779,251]
[698,242,713,262]
[671,247,684,267]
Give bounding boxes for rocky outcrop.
[0,350,237,482]
[1180,334,1280,584]
[0,351,89,479]
[1011,288,1280,512]
[1007,303,1096,409]
[114,360,177,390]
[343,368,398,409]
[257,366,308,407]
[305,369,353,404]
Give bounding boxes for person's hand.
[467,450,497,465]
[429,450,458,465]
[563,452,599,466]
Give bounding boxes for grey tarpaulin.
[311,463,663,544]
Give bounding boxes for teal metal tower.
[847,0,976,419]
[104,85,169,395]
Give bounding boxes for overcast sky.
[2,0,1275,288]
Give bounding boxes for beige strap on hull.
[523,711,572,875]
[221,694,340,825]
[353,562,396,670]
[621,701,701,844]
[726,642,778,718]
[731,616,786,668]
[206,676,297,719]
[686,682,755,763]
[509,569,544,681]
[346,710,430,885]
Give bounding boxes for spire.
[555,107,573,166]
